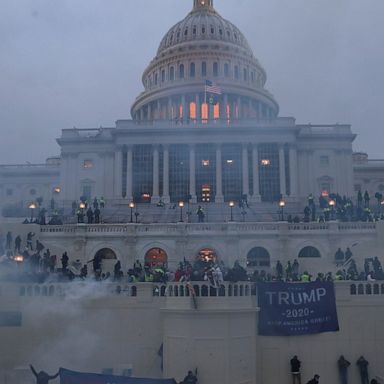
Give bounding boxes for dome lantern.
[193,0,214,10]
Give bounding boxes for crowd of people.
[290,190,384,224]
[290,354,379,384]
[1,230,383,285]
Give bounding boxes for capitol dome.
[131,0,279,122]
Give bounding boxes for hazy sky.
[1,0,383,164]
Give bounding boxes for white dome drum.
[131,0,279,122]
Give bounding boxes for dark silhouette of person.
[61,252,69,271]
[196,206,205,223]
[306,375,320,384]
[14,235,22,253]
[338,355,350,384]
[181,370,197,384]
[27,232,35,251]
[94,208,101,224]
[290,355,301,384]
[6,231,12,250]
[356,356,369,384]
[86,207,94,224]
[30,364,59,384]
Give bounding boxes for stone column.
[147,103,152,121]
[140,108,144,121]
[181,95,187,120]
[162,145,170,203]
[126,146,133,201]
[215,145,224,203]
[196,94,201,121]
[237,96,241,118]
[289,145,298,198]
[252,144,261,202]
[151,145,160,203]
[189,145,197,203]
[242,144,250,198]
[258,102,263,119]
[114,149,123,199]
[157,100,161,120]
[223,94,228,120]
[168,98,172,120]
[279,145,287,197]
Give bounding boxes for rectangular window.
[320,155,330,166]
[83,159,94,169]
[82,185,92,201]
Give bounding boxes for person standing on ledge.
[338,355,351,384]
[356,356,369,384]
[290,355,301,384]
[30,365,59,384]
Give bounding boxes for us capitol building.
[0,1,384,383]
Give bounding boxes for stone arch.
[246,247,271,268]
[298,246,321,258]
[145,247,168,267]
[94,248,117,260]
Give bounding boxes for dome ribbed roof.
[157,2,253,57]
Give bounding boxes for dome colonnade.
[131,0,279,122]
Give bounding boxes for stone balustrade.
[39,221,377,235]
[1,281,382,300]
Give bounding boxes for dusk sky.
[1,0,383,164]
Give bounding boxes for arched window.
[190,62,196,78]
[179,64,185,79]
[169,66,175,81]
[213,62,219,77]
[243,68,248,81]
[298,246,321,258]
[246,247,271,267]
[202,62,207,77]
[234,65,239,80]
[224,63,229,77]
[161,69,165,82]
[145,248,168,267]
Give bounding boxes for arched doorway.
[193,248,218,271]
[93,248,118,274]
[246,247,270,268]
[94,248,117,260]
[145,248,168,267]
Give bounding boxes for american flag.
[205,80,222,95]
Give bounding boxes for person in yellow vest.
[300,271,311,282]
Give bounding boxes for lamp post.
[78,202,86,224]
[329,199,336,220]
[229,201,235,222]
[129,202,135,223]
[28,202,37,223]
[279,200,286,221]
[179,201,184,222]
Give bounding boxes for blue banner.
[257,282,339,336]
[59,368,176,384]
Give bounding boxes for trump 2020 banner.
[59,368,176,384]
[257,282,339,336]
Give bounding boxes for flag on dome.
[205,80,222,95]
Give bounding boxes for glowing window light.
[214,103,220,119]
[179,104,183,119]
[261,159,270,166]
[83,159,94,169]
[201,103,208,121]
[190,102,196,120]
[226,159,234,164]
[202,160,210,167]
